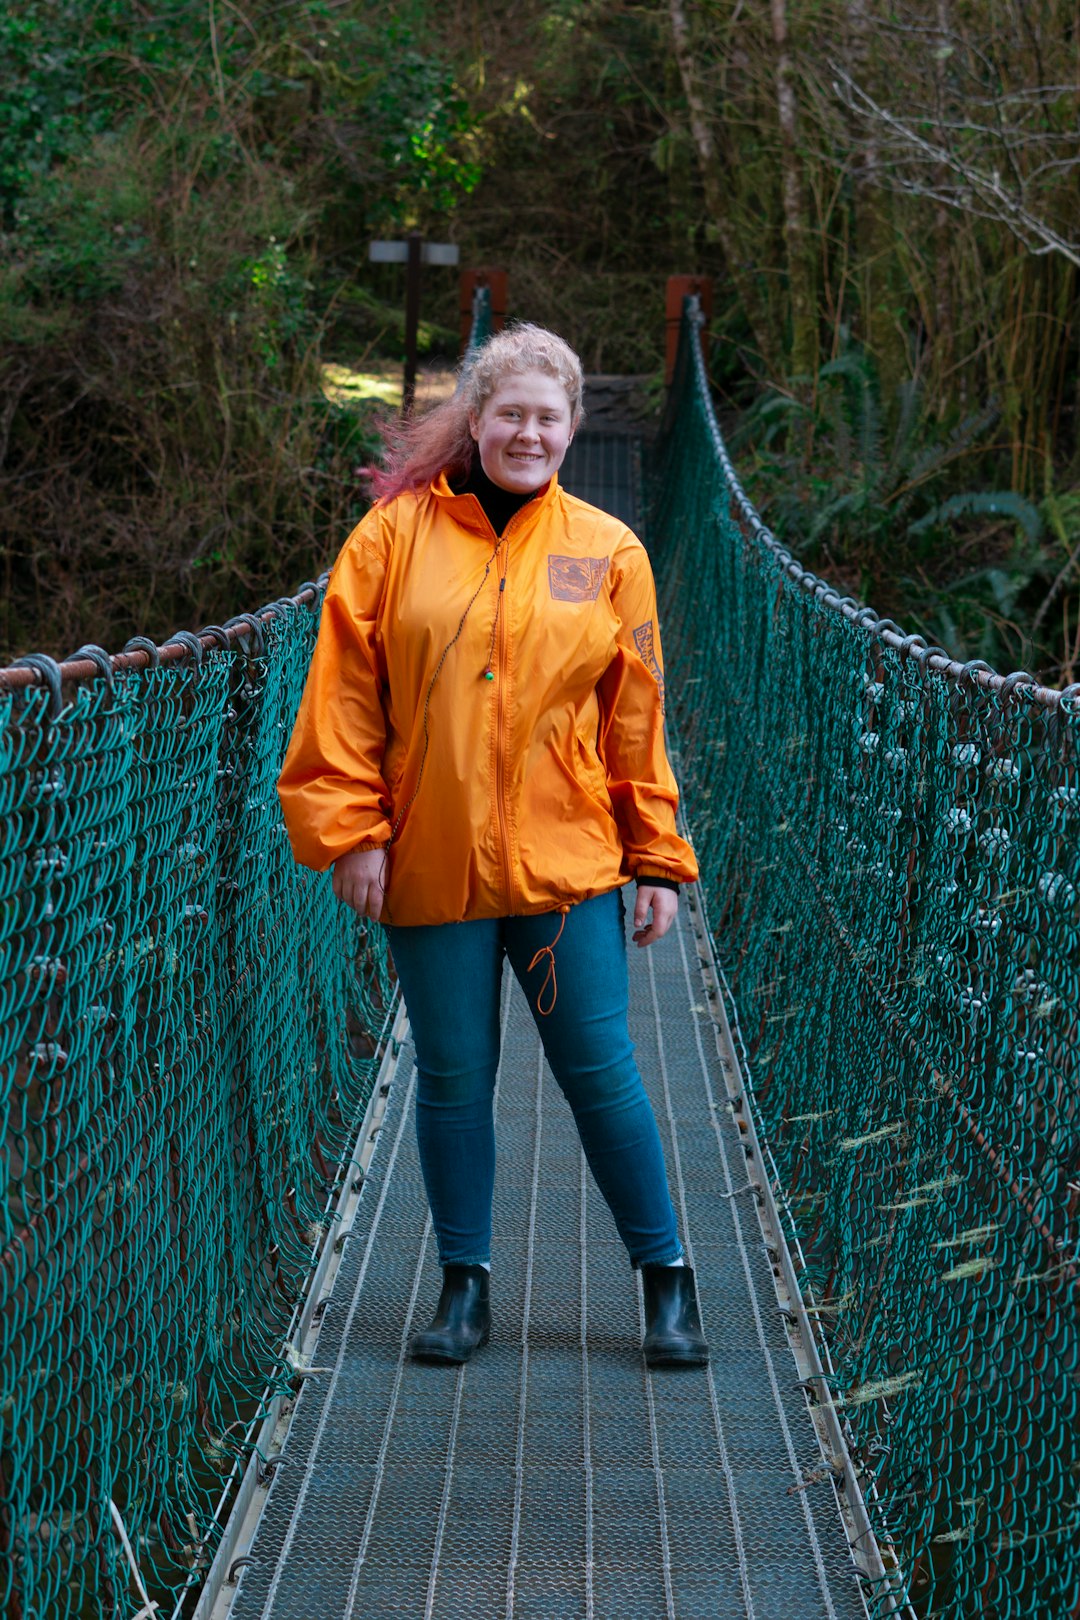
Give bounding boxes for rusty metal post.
[459,268,508,352]
[666,275,713,384]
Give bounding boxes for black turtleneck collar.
[452,457,548,537]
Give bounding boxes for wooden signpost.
[368,233,460,414]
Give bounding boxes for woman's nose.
[515,418,540,442]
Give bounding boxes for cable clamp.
[718,1181,757,1201]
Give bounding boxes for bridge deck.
[226,896,867,1620]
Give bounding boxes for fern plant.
[731,342,1058,673]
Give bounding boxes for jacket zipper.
[495,567,514,911]
[492,509,531,913]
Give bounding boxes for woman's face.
[468,369,575,493]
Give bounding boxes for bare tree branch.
[831,64,1080,270]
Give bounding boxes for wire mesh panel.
[652,303,1080,1620]
[560,430,644,532]
[0,604,392,1619]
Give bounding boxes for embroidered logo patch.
[548,554,609,602]
[633,619,666,713]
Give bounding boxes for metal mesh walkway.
[227,896,868,1620]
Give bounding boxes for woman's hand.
[332,847,387,921]
[632,884,677,947]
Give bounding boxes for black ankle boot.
[409,1264,491,1365]
[641,1265,709,1367]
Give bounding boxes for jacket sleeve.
[597,537,699,886]
[277,512,393,870]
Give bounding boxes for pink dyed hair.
[369,323,585,502]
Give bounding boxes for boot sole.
[644,1345,710,1368]
[409,1328,490,1366]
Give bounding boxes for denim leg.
[386,918,503,1266]
[505,890,683,1267]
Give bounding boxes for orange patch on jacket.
[548,554,609,601]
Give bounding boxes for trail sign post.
[368,233,460,415]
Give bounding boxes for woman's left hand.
[632,885,678,947]
[332,846,387,920]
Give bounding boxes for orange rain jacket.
[278,471,698,926]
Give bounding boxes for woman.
[278,324,707,1369]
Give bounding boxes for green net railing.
[464,282,493,356]
[654,301,1079,1620]
[1,284,500,1620]
[0,601,393,1619]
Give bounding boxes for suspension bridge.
[1,291,1076,1620]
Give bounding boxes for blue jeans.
[386,888,683,1268]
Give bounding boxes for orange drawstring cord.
[527,907,569,1017]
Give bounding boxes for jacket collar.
[429,468,561,540]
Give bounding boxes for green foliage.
[0,2,119,218]
[735,344,1062,674]
[0,1,249,222]
[2,0,1078,683]
[0,0,484,656]
[241,238,316,367]
[367,31,482,224]
[736,348,991,548]
[907,492,1042,544]
[5,135,153,311]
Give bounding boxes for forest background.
[1,0,1078,683]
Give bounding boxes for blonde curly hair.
[371,323,585,502]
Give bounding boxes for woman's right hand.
[332,847,387,921]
